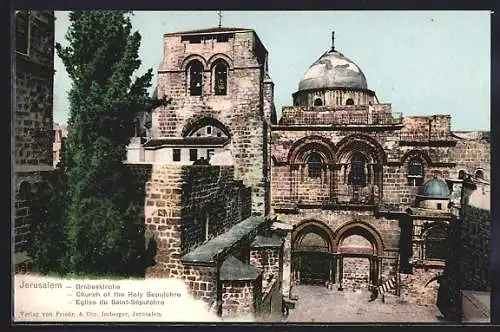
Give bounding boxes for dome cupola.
[417,178,451,199]
[292,32,376,107]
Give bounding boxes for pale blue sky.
[53,11,491,131]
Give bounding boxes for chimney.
[331,31,335,51]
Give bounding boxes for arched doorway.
[333,222,384,291]
[292,220,335,285]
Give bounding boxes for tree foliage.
[51,11,167,275]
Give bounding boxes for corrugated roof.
[181,216,267,265]
[219,255,261,281]
[165,27,253,37]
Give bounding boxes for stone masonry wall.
[452,138,490,180]
[437,181,490,320]
[180,166,251,255]
[250,247,282,286]
[460,204,491,291]
[154,31,268,215]
[222,278,261,318]
[270,128,460,210]
[342,257,370,291]
[271,128,489,212]
[15,11,54,168]
[14,171,52,253]
[400,115,452,140]
[137,163,252,305]
[14,11,55,257]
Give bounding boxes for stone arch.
[292,219,336,252]
[287,135,337,164]
[181,54,208,71]
[401,149,432,166]
[336,134,387,165]
[181,115,232,138]
[207,53,234,70]
[17,180,32,200]
[332,221,385,256]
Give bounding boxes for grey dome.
[418,178,450,198]
[298,50,368,91]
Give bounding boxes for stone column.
[331,254,337,284]
[338,255,344,291]
[329,165,335,202]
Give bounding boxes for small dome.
[418,178,450,198]
[298,49,368,91]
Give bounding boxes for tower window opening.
[346,98,354,105]
[307,153,323,178]
[187,60,203,96]
[189,149,198,161]
[314,98,323,106]
[213,60,228,95]
[173,149,181,162]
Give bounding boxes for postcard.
[12,10,491,324]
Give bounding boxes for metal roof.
[219,255,261,281]
[181,216,267,265]
[298,49,368,92]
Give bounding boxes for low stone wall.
[221,278,261,318]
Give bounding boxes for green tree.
[55,11,168,276]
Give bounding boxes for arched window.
[307,153,323,178]
[424,224,448,260]
[187,60,203,96]
[18,181,31,200]
[475,169,485,179]
[314,98,323,106]
[348,152,366,187]
[408,158,424,186]
[213,60,228,95]
[346,98,354,105]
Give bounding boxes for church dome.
[298,48,368,92]
[418,178,450,198]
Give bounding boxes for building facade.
[13,10,55,270]
[269,33,490,303]
[128,27,490,315]
[127,27,273,216]
[126,27,285,319]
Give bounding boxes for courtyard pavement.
[283,285,447,323]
